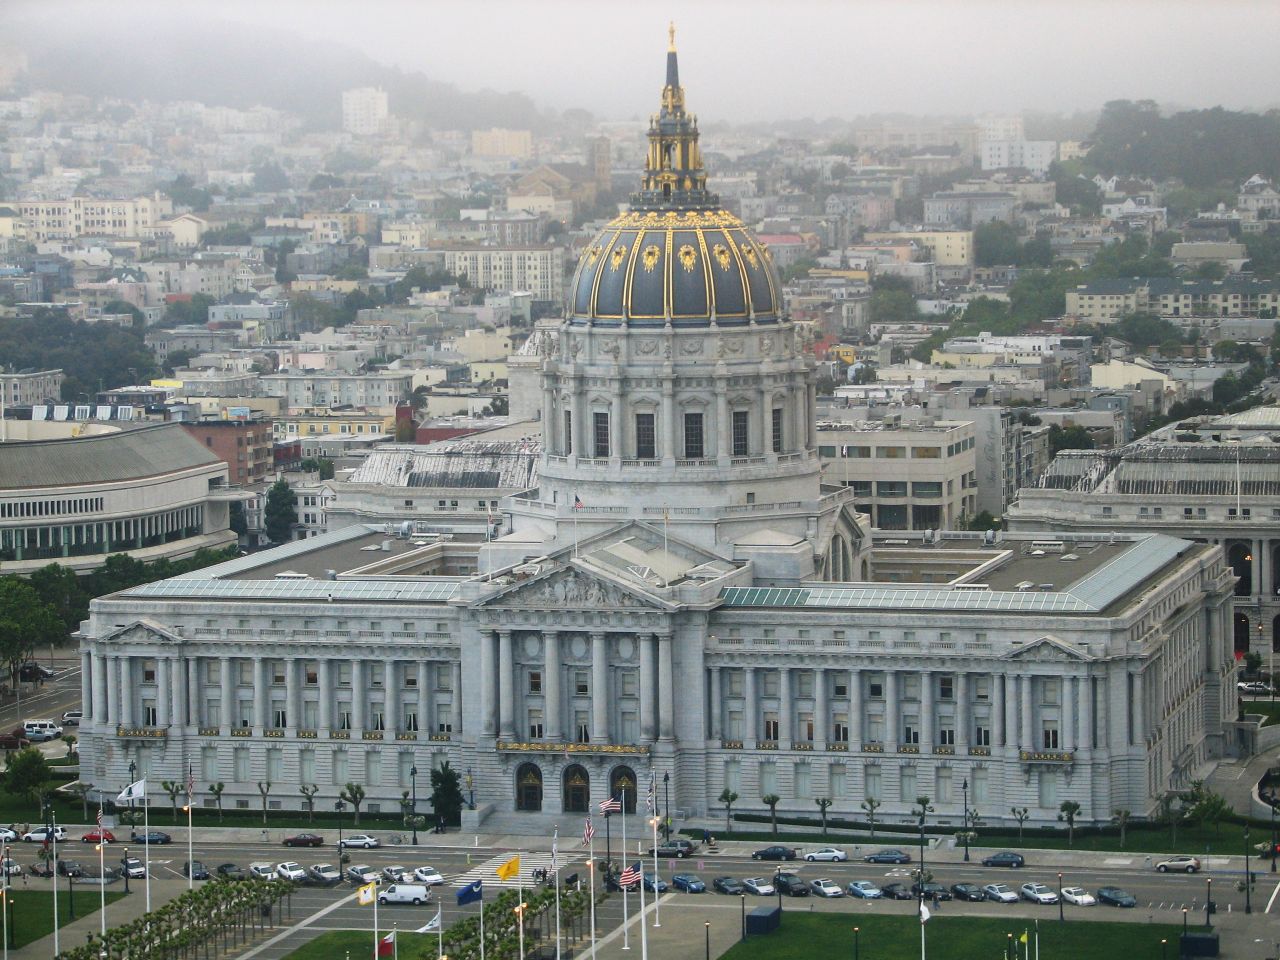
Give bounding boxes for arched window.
[610,765,637,814]
[1234,611,1251,659]
[1228,542,1253,597]
[563,764,590,814]
[515,762,543,812]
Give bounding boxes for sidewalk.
[14,876,182,960]
[1205,749,1274,818]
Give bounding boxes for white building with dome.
[76,36,1241,833]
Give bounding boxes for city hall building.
[78,39,1241,831]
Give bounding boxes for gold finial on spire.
[668,21,676,52]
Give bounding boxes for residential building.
[15,193,173,242]
[179,418,273,486]
[980,141,1057,175]
[471,128,534,159]
[924,192,1016,228]
[341,87,389,137]
[0,369,64,407]
[261,371,413,414]
[437,244,565,305]
[1065,278,1280,323]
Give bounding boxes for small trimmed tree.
[762,794,781,837]
[257,781,272,825]
[161,780,184,821]
[1011,806,1030,842]
[1058,800,1081,846]
[1112,808,1131,848]
[61,734,77,759]
[861,797,881,838]
[718,789,738,835]
[815,797,833,836]
[70,781,94,820]
[299,784,319,823]
[340,782,366,826]
[208,782,225,822]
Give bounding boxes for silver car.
[804,847,848,862]
[984,883,1019,903]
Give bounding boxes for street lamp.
[663,772,671,842]
[774,866,783,913]
[1182,907,1188,938]
[410,766,419,846]
[1057,873,1064,922]
[1205,877,1212,928]
[335,800,345,867]
[1245,824,1253,914]
[854,925,860,960]
[740,893,746,942]
[961,778,970,862]
[704,921,710,960]
[1007,932,1013,960]
[1161,938,1167,960]
[122,845,130,894]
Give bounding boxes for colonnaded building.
[78,37,1242,831]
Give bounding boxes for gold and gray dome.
[568,26,782,328]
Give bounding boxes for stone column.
[1080,674,1093,752]
[955,672,969,751]
[91,653,107,726]
[639,633,656,741]
[849,668,863,745]
[351,660,365,733]
[709,667,722,740]
[171,656,186,729]
[498,631,515,739]
[81,652,92,721]
[1131,670,1145,746]
[385,660,399,733]
[884,669,898,746]
[105,655,120,727]
[1002,673,1016,751]
[662,377,677,464]
[658,634,674,741]
[806,381,818,448]
[591,632,608,743]
[421,662,435,735]
[319,660,333,732]
[756,386,769,458]
[744,667,757,745]
[569,384,583,461]
[714,378,730,462]
[791,382,805,457]
[120,657,137,728]
[480,632,496,737]
[543,632,562,741]
[1019,675,1033,751]
[451,662,462,737]
[252,657,267,730]
[813,668,827,745]
[1061,676,1075,753]
[220,658,233,731]
[187,657,200,727]
[286,658,300,733]
[779,667,792,744]
[919,670,933,751]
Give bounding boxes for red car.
[82,828,115,844]
[0,731,29,751]
[282,833,324,848]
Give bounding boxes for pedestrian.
[703,828,710,846]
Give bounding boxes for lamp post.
[466,768,474,810]
[410,766,419,846]
[740,892,746,942]
[122,846,130,895]
[1271,802,1277,874]
[1057,872,1064,922]
[335,800,345,868]
[1245,824,1253,914]
[1007,932,1013,960]
[1182,907,1188,938]
[854,925,860,960]
[1161,938,1167,960]
[774,866,783,913]
[67,868,74,920]
[1205,877,1212,928]
[704,921,710,960]
[663,772,671,842]
[961,778,970,862]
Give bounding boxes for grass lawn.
[1244,700,1280,727]
[282,929,432,959]
[7,890,126,948]
[720,913,1184,960]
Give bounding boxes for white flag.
[416,907,442,933]
[552,828,559,871]
[116,779,147,804]
[919,903,931,924]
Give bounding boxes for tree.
[28,564,89,636]
[340,782,366,826]
[4,747,51,805]
[257,781,272,825]
[61,734,77,758]
[1048,163,1103,216]
[263,480,298,544]
[1157,792,1183,846]
[429,760,465,828]
[718,788,738,835]
[161,780,184,821]
[298,457,335,480]
[1057,800,1081,846]
[1112,808,1131,849]
[1011,807,1030,842]
[299,784,319,824]
[861,797,881,838]
[1187,781,1230,836]
[0,578,64,690]
[229,500,248,538]
[762,793,781,837]
[1246,652,1264,677]
[70,781,94,821]
[815,797,833,836]
[974,221,1021,267]
[208,782,225,823]
[252,163,289,193]
[1048,424,1096,455]
[962,510,1000,532]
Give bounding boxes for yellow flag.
[496,856,521,881]
[1019,931,1028,945]
[357,881,377,906]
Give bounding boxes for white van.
[378,883,430,905]
[22,720,61,741]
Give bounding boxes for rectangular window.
[903,720,919,745]
[635,413,656,459]
[563,410,572,456]
[772,408,783,453]
[868,676,883,699]
[143,705,158,726]
[865,764,882,802]
[833,715,849,742]
[528,671,542,694]
[404,709,418,732]
[760,760,778,796]
[937,766,953,803]
[1042,723,1059,750]
[575,671,589,696]
[974,723,990,746]
[939,676,954,700]
[273,708,287,729]
[972,766,989,803]
[683,412,704,458]
[575,713,590,743]
[593,411,610,458]
[794,762,811,797]
[899,765,917,802]
[528,709,544,740]
[234,747,249,782]
[938,727,955,746]
[763,716,779,741]
[732,410,750,456]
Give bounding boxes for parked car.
[383,865,411,883]
[847,880,883,899]
[881,883,915,900]
[120,857,146,879]
[21,719,61,741]
[1061,886,1096,906]
[810,878,844,898]
[804,847,847,862]
[1020,883,1059,905]
[1096,886,1137,908]
[183,861,210,880]
[751,845,797,861]
[249,863,276,880]
[650,842,691,859]
[984,883,1019,904]
[0,859,19,877]
[340,834,380,850]
[951,883,985,902]
[712,876,745,895]
[413,866,445,885]
[1155,855,1201,873]
[18,664,54,682]
[864,848,910,864]
[60,710,83,727]
[982,851,1025,868]
[81,828,115,844]
[642,873,669,893]
[283,833,325,848]
[378,883,430,905]
[133,831,171,845]
[22,826,67,843]
[912,881,952,902]
[775,873,809,897]
[216,863,247,881]
[276,862,307,881]
[0,733,28,751]
[309,864,343,886]
[56,860,83,878]
[346,864,379,884]
[672,873,706,893]
[1239,681,1273,695]
[743,877,775,896]
[0,828,16,842]
[666,839,698,854]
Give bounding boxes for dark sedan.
[951,882,985,902]
[216,863,248,881]
[881,882,915,900]
[864,848,911,864]
[282,833,325,848]
[182,860,210,880]
[1096,886,1137,908]
[713,876,746,895]
[776,873,809,897]
[751,846,797,861]
[982,851,1026,868]
[134,831,171,845]
[912,881,953,901]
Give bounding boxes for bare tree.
[299,784,319,824]
[861,797,881,839]
[815,797,832,836]
[1011,806,1030,842]
[257,781,272,825]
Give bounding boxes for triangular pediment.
[1002,635,1091,663]
[101,619,184,645]
[472,563,670,611]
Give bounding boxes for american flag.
[96,807,103,828]
[573,495,584,510]
[583,818,595,845]
[645,773,655,814]
[186,765,195,799]
[599,797,621,814]
[618,863,641,888]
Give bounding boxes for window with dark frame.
[684,412,704,458]
[593,411,609,458]
[772,407,783,452]
[635,412,656,459]
[732,410,749,456]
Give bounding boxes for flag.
[377,931,395,957]
[583,819,595,845]
[456,880,484,906]
[1020,931,1028,945]
[116,780,146,804]
[96,807,103,828]
[919,903,931,924]
[552,828,559,872]
[573,495,583,510]
[356,881,377,905]
[618,863,641,888]
[186,765,195,799]
[495,856,520,882]
[645,773,655,814]
[417,909,441,933]
[599,797,621,814]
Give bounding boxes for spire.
[666,21,679,90]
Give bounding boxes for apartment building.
[15,193,173,242]
[438,244,565,305]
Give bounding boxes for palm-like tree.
[1112,808,1132,848]
[208,782,225,822]
[340,782,366,826]
[61,733,77,758]
[815,797,832,836]
[762,793,781,837]
[161,779,184,821]
[861,796,881,838]
[1011,806,1030,841]
[299,784,319,823]
[257,781,272,825]
[70,780,93,820]
[1058,799,1081,846]
[718,788,738,836]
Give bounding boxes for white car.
[804,847,847,862]
[810,878,844,898]
[1238,681,1273,695]
[276,861,306,881]
[743,877,775,896]
[984,883,1019,903]
[382,865,411,883]
[339,834,380,849]
[249,862,276,880]
[22,826,67,843]
[413,866,445,885]
[0,859,19,876]
[1020,883,1059,905]
[1061,886,1096,906]
[0,828,16,842]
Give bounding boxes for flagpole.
[554,826,562,960]
[637,839,649,960]
[143,786,152,913]
[50,810,59,958]
[517,852,525,960]
[1034,921,1039,960]
[650,805,660,927]
[186,765,194,891]
[396,921,401,960]
[920,907,926,960]
[479,893,486,960]
[373,888,379,960]
[621,804,630,951]
[437,905,442,959]
[588,824,597,960]
[97,813,105,939]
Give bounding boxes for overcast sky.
[13,0,1280,121]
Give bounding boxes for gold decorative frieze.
[496,741,650,756]
[1019,750,1073,763]
[117,727,166,739]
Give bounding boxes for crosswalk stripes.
[446,852,582,890]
